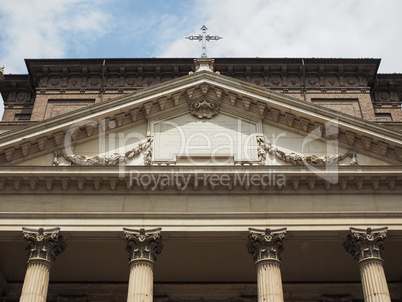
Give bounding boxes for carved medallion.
[271,78,281,86]
[189,99,220,119]
[50,79,60,86]
[308,79,317,85]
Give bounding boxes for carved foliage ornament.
[22,227,66,262]
[257,136,358,167]
[247,228,287,262]
[343,227,388,262]
[53,137,153,166]
[124,228,163,263]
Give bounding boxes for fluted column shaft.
[344,227,391,302]
[247,228,287,302]
[359,258,391,302]
[124,228,163,302]
[127,260,154,302]
[20,259,52,302]
[19,227,66,302]
[256,259,283,302]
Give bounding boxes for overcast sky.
[1,0,402,119]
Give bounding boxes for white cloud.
[160,0,402,73]
[0,0,112,119]
[1,0,401,120]
[0,0,111,73]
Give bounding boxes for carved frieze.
[343,227,388,262]
[247,228,287,262]
[124,228,163,263]
[22,227,66,262]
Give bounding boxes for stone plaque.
[150,114,261,164]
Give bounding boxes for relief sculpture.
[52,136,153,166]
[257,136,358,166]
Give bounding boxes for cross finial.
[186,25,222,58]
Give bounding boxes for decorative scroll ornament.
[124,228,163,263]
[257,136,358,166]
[189,99,220,119]
[53,136,153,166]
[22,227,66,262]
[247,228,287,263]
[343,227,388,262]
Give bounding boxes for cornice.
[20,57,381,95]
[0,165,401,194]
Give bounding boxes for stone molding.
[22,227,66,262]
[343,227,388,263]
[124,228,163,263]
[0,166,400,193]
[247,227,287,263]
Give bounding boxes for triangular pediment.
[0,70,402,168]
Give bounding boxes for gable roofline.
[0,70,401,142]
[0,70,401,165]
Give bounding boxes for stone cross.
[186,25,222,58]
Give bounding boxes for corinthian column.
[344,227,391,302]
[124,228,163,302]
[20,227,66,302]
[247,228,287,302]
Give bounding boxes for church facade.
[0,57,401,302]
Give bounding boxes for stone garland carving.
[124,228,163,263]
[247,228,287,262]
[343,227,388,262]
[257,136,358,167]
[189,99,220,119]
[22,227,66,262]
[52,136,153,166]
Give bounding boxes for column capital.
[247,227,287,263]
[343,227,388,263]
[22,227,66,263]
[124,228,163,263]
